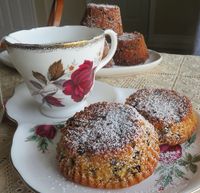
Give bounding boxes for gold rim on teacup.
[1,26,104,50]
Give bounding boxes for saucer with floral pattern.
[6,81,200,193]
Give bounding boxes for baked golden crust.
[114,32,149,66]
[125,89,198,145]
[157,110,197,145]
[57,102,159,189]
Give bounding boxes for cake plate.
[6,81,200,193]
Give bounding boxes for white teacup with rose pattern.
[2,26,117,118]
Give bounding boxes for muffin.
[57,102,159,189]
[114,32,149,66]
[126,89,198,145]
[81,3,123,35]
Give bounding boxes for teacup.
[2,26,117,118]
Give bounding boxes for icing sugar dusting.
[63,102,149,154]
[126,89,190,126]
[88,3,118,9]
[118,32,140,41]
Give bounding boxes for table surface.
[1,52,200,193]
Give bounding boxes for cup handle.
[95,29,117,73]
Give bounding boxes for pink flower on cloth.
[35,125,57,139]
[159,144,182,164]
[63,60,95,102]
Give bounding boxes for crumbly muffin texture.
[126,89,198,145]
[114,32,149,66]
[81,3,150,67]
[57,102,159,189]
[81,3,123,35]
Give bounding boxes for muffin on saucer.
[125,89,198,145]
[113,32,149,66]
[57,102,159,189]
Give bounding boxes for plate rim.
[9,153,40,193]
[96,49,162,77]
[0,50,13,68]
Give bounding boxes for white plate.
[96,50,162,77]
[7,81,200,193]
[0,50,162,77]
[0,50,13,68]
[6,81,133,125]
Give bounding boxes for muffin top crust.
[61,102,154,155]
[126,88,191,127]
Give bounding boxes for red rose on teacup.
[35,125,57,139]
[159,144,182,164]
[63,60,95,102]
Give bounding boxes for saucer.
[6,80,134,125]
[96,50,162,77]
[7,81,200,193]
[11,119,200,193]
[0,50,13,68]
